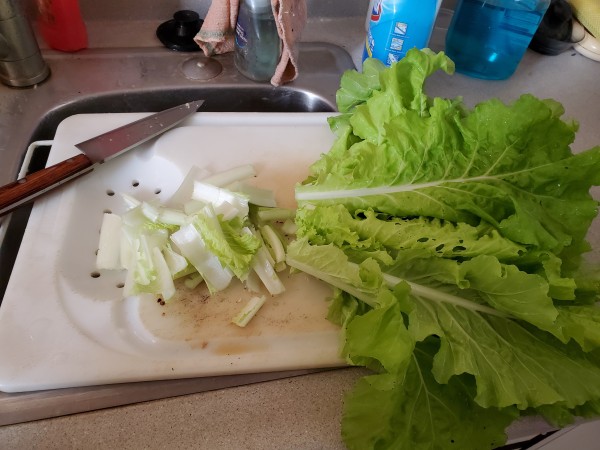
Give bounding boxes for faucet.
[0,0,49,87]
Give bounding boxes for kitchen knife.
[0,99,205,217]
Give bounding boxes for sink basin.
[0,42,355,301]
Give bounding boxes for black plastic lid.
[156,10,204,52]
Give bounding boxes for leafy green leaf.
[342,340,518,450]
[297,62,600,256]
[291,48,600,449]
[296,204,527,261]
[193,210,260,279]
[334,57,386,114]
[408,299,600,409]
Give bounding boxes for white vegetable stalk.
[121,205,147,229]
[202,164,256,187]
[136,234,156,285]
[295,175,496,201]
[252,246,286,296]
[122,237,159,296]
[232,295,267,327]
[168,165,210,207]
[120,193,141,209]
[123,250,138,297]
[257,207,295,222]
[120,229,135,271]
[96,213,122,270]
[173,265,197,280]
[227,181,277,207]
[172,164,256,210]
[192,181,249,220]
[170,223,233,293]
[260,224,286,264]
[244,270,262,293]
[141,201,160,222]
[162,246,189,276]
[184,273,204,289]
[286,255,508,317]
[281,219,297,236]
[184,199,205,216]
[152,247,176,300]
[286,256,377,306]
[381,273,509,318]
[240,227,285,295]
[157,208,188,226]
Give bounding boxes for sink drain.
[181,56,223,81]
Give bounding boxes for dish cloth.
[569,0,600,39]
[194,0,307,86]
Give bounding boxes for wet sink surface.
[0,42,355,300]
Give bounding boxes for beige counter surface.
[0,369,366,449]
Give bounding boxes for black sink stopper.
[156,10,204,52]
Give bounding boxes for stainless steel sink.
[0,42,354,301]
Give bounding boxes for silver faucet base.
[0,0,50,87]
[0,50,50,87]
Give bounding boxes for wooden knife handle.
[0,153,94,217]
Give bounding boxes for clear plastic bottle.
[234,0,282,82]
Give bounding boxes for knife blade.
[0,100,205,217]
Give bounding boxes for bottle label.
[235,21,248,48]
[370,0,382,22]
[364,0,440,65]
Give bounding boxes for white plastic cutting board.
[0,112,346,393]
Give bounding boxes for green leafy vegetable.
[342,339,519,450]
[290,49,600,449]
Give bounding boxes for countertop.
[1,368,365,449]
[2,12,600,450]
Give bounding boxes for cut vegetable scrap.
[96,213,122,270]
[191,181,249,220]
[170,223,234,293]
[245,228,286,296]
[227,182,277,207]
[232,295,267,327]
[260,224,286,265]
[95,165,287,319]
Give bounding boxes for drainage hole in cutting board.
[106,181,164,196]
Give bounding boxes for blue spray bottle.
[364,0,442,65]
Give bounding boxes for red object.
[37,0,88,52]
